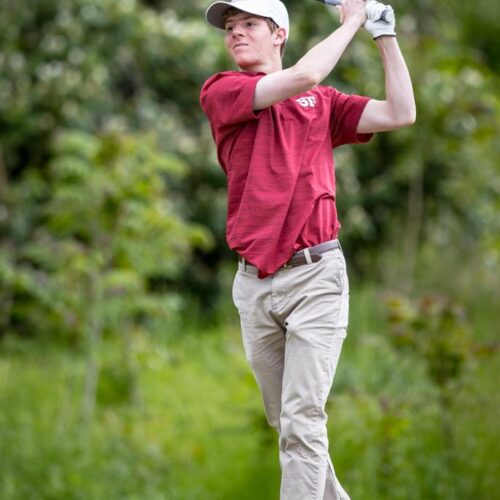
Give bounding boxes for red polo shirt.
[200,71,373,278]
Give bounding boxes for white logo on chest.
[296,96,316,108]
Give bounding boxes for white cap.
[205,0,289,39]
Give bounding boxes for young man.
[200,0,415,498]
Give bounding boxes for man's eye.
[245,22,254,27]
[225,26,233,32]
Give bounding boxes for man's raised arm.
[356,3,416,132]
[357,36,416,133]
[253,0,367,110]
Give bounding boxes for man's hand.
[337,0,367,29]
[364,1,396,39]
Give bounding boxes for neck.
[239,55,282,74]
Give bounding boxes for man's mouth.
[233,43,248,49]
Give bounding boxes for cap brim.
[205,2,234,30]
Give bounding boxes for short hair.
[223,8,286,58]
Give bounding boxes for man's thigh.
[232,268,286,430]
[280,249,350,421]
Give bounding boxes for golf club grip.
[315,0,393,23]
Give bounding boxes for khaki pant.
[232,244,351,500]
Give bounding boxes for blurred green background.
[0,0,499,498]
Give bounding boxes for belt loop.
[239,255,247,271]
[303,247,313,265]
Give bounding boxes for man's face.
[224,12,278,69]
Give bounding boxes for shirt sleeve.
[200,72,264,130]
[329,88,374,148]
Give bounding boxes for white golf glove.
[364,1,396,39]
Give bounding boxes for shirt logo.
[296,96,316,108]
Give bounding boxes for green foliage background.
[0,0,499,498]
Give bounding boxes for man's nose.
[231,24,244,37]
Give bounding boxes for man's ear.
[273,27,287,47]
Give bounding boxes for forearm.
[293,18,361,85]
[377,36,416,125]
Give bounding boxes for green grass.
[0,281,498,499]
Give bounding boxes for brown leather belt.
[239,239,341,270]
[281,239,340,268]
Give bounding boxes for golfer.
[200,0,415,498]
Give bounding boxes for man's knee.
[279,414,327,456]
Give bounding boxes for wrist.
[375,34,398,45]
[342,16,364,32]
